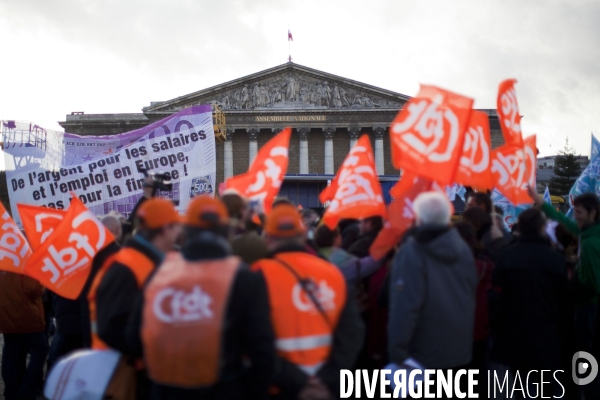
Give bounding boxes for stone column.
[324,128,335,174]
[298,128,310,174]
[348,126,360,149]
[224,129,234,179]
[248,128,259,167]
[374,127,385,175]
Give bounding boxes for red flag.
[390,85,473,185]
[224,128,291,213]
[288,30,293,41]
[24,195,115,299]
[491,135,537,205]
[369,221,403,261]
[369,175,432,259]
[454,111,494,190]
[320,135,387,228]
[497,79,523,147]
[369,172,453,259]
[0,203,32,274]
[17,204,66,251]
[389,176,435,233]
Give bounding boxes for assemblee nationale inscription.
[254,115,327,122]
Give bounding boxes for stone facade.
[59,62,503,191]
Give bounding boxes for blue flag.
[592,133,600,161]
[565,133,600,218]
[491,189,530,229]
[543,186,551,204]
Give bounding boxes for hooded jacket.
[388,224,477,369]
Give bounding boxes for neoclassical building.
[60,62,503,207]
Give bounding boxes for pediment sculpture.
[215,74,402,111]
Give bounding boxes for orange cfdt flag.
[390,85,473,185]
[497,79,523,147]
[24,195,115,300]
[320,135,387,229]
[17,204,66,251]
[0,203,32,275]
[490,135,537,205]
[224,128,291,213]
[454,111,494,190]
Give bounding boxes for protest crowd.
[1,81,600,400]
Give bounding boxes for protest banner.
[24,195,115,299]
[390,85,473,185]
[224,128,291,213]
[17,204,66,250]
[2,105,216,227]
[320,135,386,228]
[0,202,32,274]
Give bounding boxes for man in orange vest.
[89,198,181,353]
[126,197,275,400]
[251,204,364,399]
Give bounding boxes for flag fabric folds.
[497,79,523,147]
[390,85,473,185]
[17,204,66,250]
[320,135,386,228]
[224,128,291,213]
[454,111,493,190]
[568,133,600,210]
[0,203,32,274]
[23,195,115,300]
[543,186,552,204]
[490,135,537,206]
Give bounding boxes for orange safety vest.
[141,252,240,388]
[88,247,156,350]
[251,252,347,376]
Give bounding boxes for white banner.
[2,105,216,226]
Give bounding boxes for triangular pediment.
[143,63,411,113]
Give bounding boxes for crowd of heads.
[89,186,600,264]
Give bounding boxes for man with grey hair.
[388,192,477,373]
[101,213,123,244]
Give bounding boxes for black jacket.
[340,221,360,251]
[347,228,379,258]
[490,234,569,371]
[261,244,365,399]
[95,236,163,354]
[481,227,513,265]
[126,232,275,400]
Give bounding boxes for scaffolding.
[1,120,48,168]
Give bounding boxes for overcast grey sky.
[1,0,599,159]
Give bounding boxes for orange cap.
[264,204,305,238]
[136,198,182,230]
[186,197,229,229]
